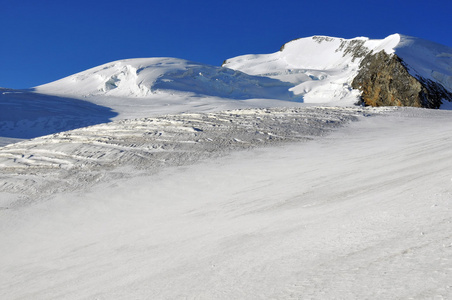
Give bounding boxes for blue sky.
[1,0,451,89]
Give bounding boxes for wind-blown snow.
[1,107,451,299]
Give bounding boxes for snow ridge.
[35,58,297,101]
[2,34,452,144]
[224,34,452,103]
[223,34,401,104]
[34,34,452,107]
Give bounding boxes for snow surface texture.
[0,85,303,141]
[1,57,306,141]
[0,106,381,207]
[1,107,451,299]
[1,34,452,299]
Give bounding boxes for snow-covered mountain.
[35,57,297,101]
[2,34,452,299]
[1,33,451,142]
[35,33,452,108]
[224,34,452,107]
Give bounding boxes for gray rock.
[352,51,452,108]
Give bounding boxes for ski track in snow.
[1,106,452,299]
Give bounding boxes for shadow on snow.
[0,88,118,139]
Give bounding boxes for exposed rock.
[336,39,368,62]
[352,51,452,108]
[279,38,301,51]
[282,36,369,62]
[312,36,334,43]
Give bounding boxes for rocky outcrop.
[352,51,452,108]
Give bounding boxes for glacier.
[2,34,452,142]
[1,34,452,299]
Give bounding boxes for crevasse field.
[1,34,452,299]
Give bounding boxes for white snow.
[1,34,452,299]
[35,57,300,107]
[2,34,451,143]
[394,35,452,91]
[32,34,452,117]
[224,34,452,104]
[1,59,306,141]
[1,107,451,299]
[0,106,370,204]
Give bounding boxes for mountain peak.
[35,34,452,108]
[35,57,297,101]
[224,34,452,107]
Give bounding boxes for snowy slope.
[34,34,452,111]
[0,85,307,142]
[0,106,375,206]
[2,34,451,142]
[35,57,298,100]
[0,58,306,141]
[1,107,452,299]
[224,34,452,104]
[2,33,452,299]
[394,35,452,91]
[0,88,117,139]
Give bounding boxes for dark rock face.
[352,51,452,108]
